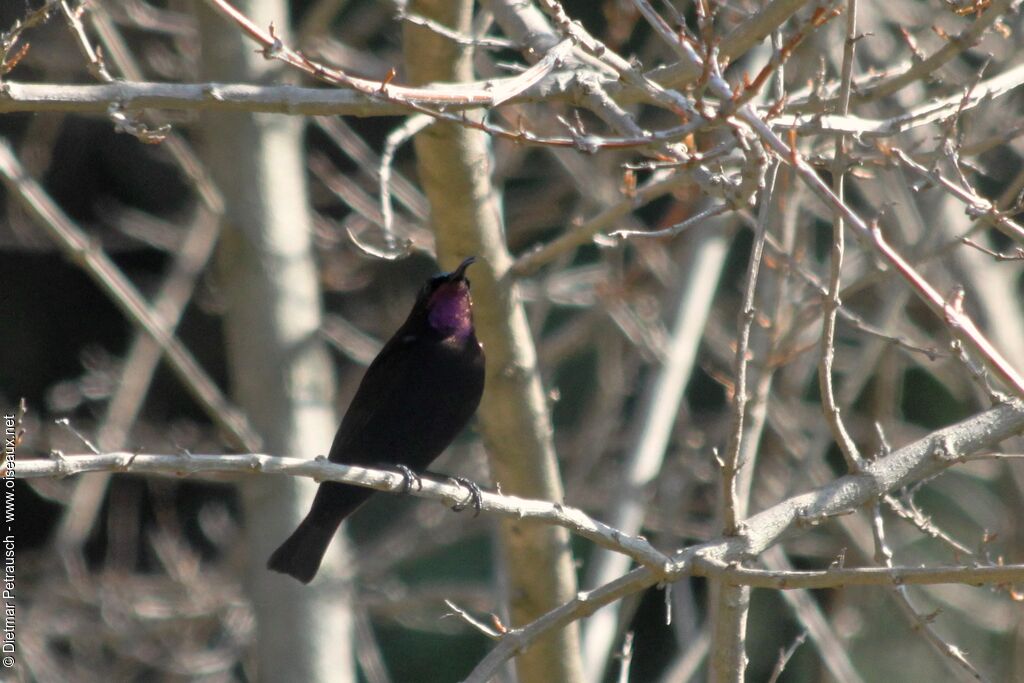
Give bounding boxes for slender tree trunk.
[195,1,354,680]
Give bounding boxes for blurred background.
[3,0,1023,681]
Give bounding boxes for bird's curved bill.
[452,256,477,280]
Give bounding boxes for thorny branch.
[16,435,1024,593]
[464,397,1024,682]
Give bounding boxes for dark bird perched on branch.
[267,257,486,583]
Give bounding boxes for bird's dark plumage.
[267,257,485,583]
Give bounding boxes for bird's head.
[421,256,477,340]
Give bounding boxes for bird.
[267,256,486,583]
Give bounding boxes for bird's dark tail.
[266,482,373,583]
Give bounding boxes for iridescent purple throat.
[427,283,473,341]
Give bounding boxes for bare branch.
[465,398,1024,681]
[17,450,671,569]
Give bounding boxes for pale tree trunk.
[403,2,585,682]
[195,1,355,680]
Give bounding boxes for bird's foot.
[393,464,422,493]
[448,476,483,517]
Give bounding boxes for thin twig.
[722,162,779,534]
[820,0,863,472]
[870,504,988,682]
[766,631,807,683]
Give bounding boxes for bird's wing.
[326,332,424,464]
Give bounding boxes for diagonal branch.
[0,140,259,449]
[464,397,1024,681]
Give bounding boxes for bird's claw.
[394,464,422,493]
[448,476,483,517]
